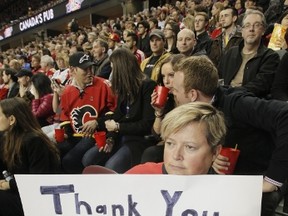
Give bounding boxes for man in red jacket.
[58,52,116,174]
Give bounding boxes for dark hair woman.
[30,73,54,127]
[83,47,156,173]
[0,97,60,216]
[163,21,180,54]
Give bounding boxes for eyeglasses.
[242,22,263,29]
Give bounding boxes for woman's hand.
[51,80,65,96]
[0,180,10,190]
[99,137,114,153]
[105,120,118,132]
[151,90,165,114]
[212,154,230,174]
[275,37,288,50]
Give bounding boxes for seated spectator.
[209,2,224,36]
[15,69,34,105]
[92,39,112,79]
[42,67,71,143]
[107,33,121,56]
[31,55,44,74]
[140,29,171,81]
[124,32,145,64]
[0,69,8,100]
[40,55,56,78]
[58,52,116,174]
[158,8,168,30]
[137,20,152,57]
[18,55,31,70]
[0,97,60,216]
[122,29,134,42]
[30,73,54,127]
[193,12,212,55]
[126,102,226,174]
[82,48,156,173]
[209,7,242,66]
[180,14,195,31]
[51,54,70,85]
[2,68,19,98]
[163,21,180,54]
[176,28,198,56]
[141,54,185,164]
[234,0,245,15]
[148,17,159,31]
[218,10,279,98]
[8,59,21,72]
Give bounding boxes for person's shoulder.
[22,132,45,146]
[93,76,112,88]
[142,78,157,90]
[143,77,156,85]
[125,162,163,174]
[62,84,76,95]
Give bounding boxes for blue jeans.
[82,146,109,167]
[83,145,132,173]
[83,135,151,173]
[105,145,132,173]
[61,137,94,174]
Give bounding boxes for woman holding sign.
[0,97,60,216]
[126,102,226,174]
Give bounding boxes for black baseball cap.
[16,69,33,77]
[69,52,94,70]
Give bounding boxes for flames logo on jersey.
[70,105,98,133]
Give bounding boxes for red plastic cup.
[220,147,240,174]
[54,128,65,143]
[154,86,170,108]
[94,131,106,148]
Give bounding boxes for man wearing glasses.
[218,10,279,98]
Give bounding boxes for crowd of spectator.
[0,0,288,215]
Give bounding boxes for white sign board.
[15,174,262,216]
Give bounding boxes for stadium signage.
[0,0,105,42]
[19,9,55,31]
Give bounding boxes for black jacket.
[214,87,288,184]
[218,40,280,97]
[93,54,112,79]
[7,82,19,98]
[108,79,156,164]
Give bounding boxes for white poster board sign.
[15,174,262,216]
